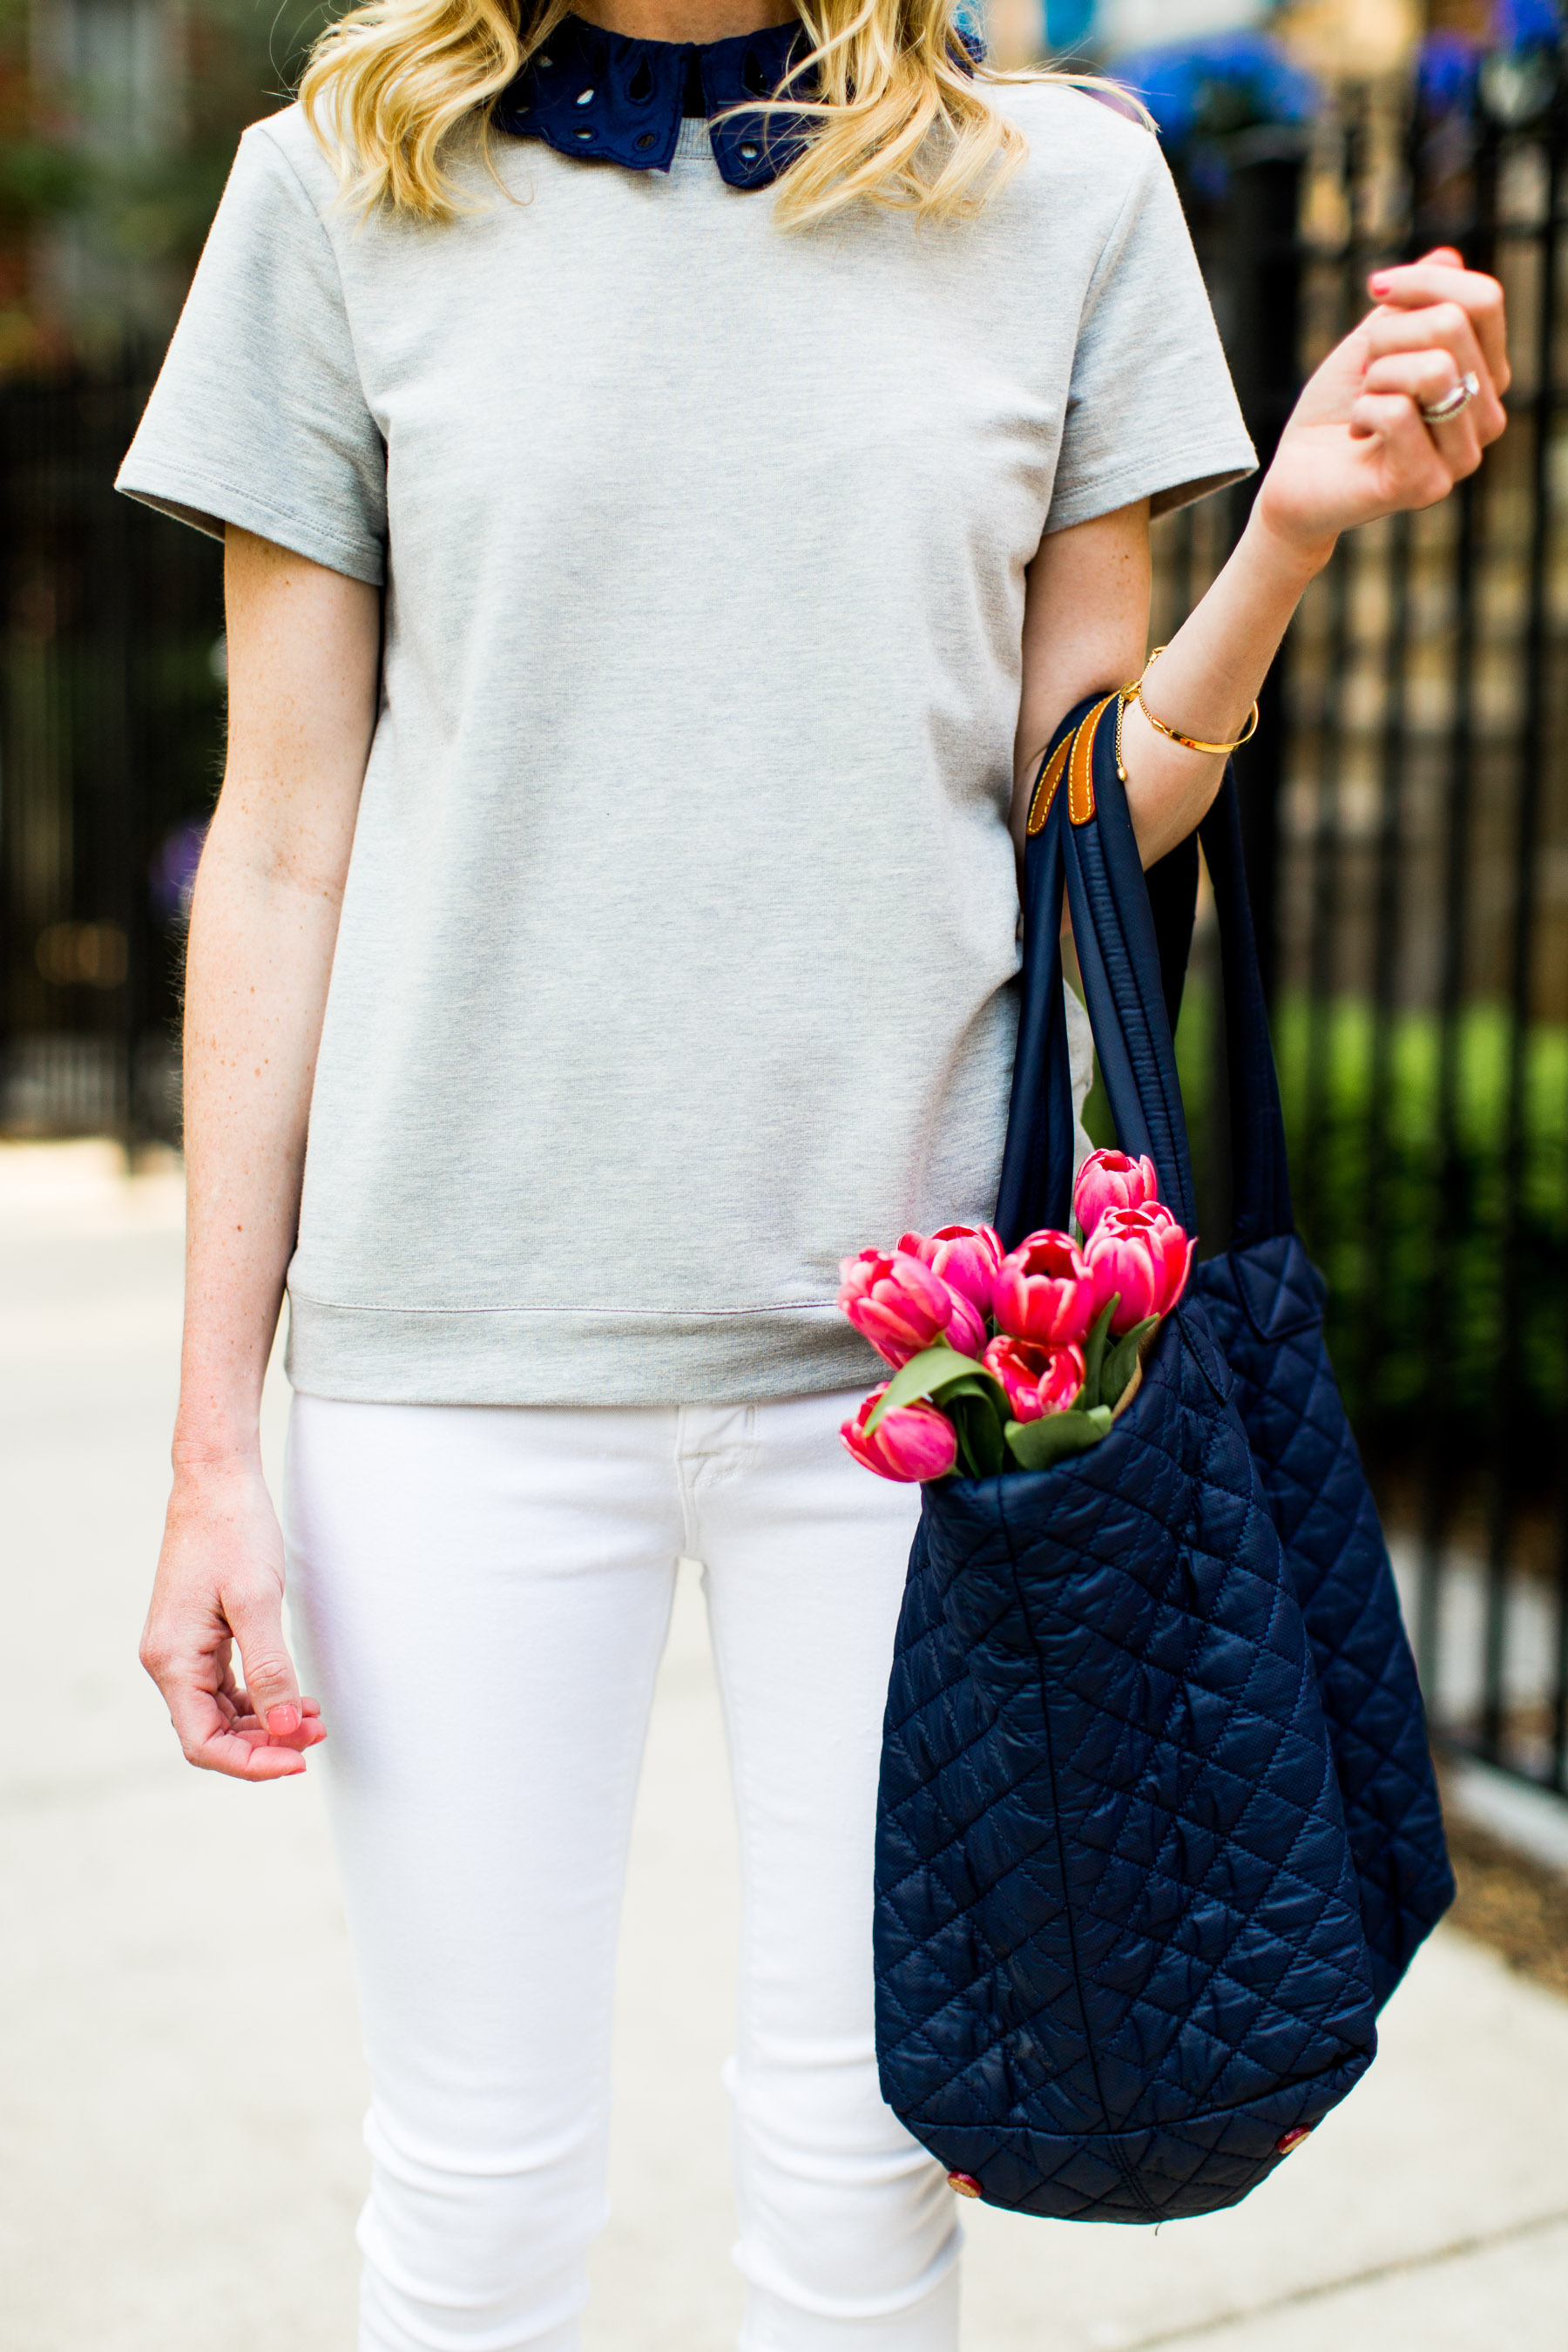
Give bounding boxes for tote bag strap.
[996,689,1294,1249]
[997,690,1198,1241]
[1146,830,1201,1044]
[995,696,1098,1249]
[1057,697,1199,1237]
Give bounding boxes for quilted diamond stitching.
[1196,1237,1454,2001]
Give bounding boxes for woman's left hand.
[1254,245,1511,567]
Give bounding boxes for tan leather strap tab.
[1069,693,1118,825]
[1025,731,1071,837]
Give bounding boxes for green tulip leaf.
[1101,1317,1160,1409]
[948,1389,1009,1480]
[1078,1296,1118,1412]
[866,1345,1006,1432]
[1004,1404,1113,1471]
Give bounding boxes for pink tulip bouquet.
[837,1150,1194,1483]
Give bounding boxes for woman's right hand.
[141,1456,326,1779]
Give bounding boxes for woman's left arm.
[1016,247,1511,868]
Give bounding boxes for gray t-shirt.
[118,87,1254,1407]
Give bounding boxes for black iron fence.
[1153,69,1568,1801]
[0,366,224,1145]
[3,62,1567,1802]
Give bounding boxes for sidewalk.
[2,1142,1565,2352]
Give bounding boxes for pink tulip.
[1072,1148,1160,1240]
[837,1248,986,1368]
[990,1229,1096,1346]
[983,1335,1085,1423]
[1084,1203,1193,1335]
[897,1224,1005,1315]
[841,1386,958,1483]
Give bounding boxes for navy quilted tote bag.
[873,691,1451,2225]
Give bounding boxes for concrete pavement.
[3,1141,1565,2352]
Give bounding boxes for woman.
[122,0,1508,2342]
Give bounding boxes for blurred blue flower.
[953,2,986,54]
[1495,0,1561,52]
[1115,32,1320,150]
[1419,30,1483,113]
[1045,0,1097,50]
[149,820,207,927]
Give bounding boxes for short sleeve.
[116,122,387,585]
[1047,130,1256,536]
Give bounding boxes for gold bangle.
[1121,645,1260,759]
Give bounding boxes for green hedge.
[1271,997,1568,1452]
[1085,990,1568,1462]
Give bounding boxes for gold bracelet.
[1120,645,1260,759]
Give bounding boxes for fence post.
[1216,131,1305,1011]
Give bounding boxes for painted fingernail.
[267,1704,301,1737]
[1369,272,1391,293]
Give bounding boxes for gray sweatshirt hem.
[285,1294,885,1407]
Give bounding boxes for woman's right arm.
[139,527,381,1780]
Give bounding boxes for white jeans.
[284,1390,961,2352]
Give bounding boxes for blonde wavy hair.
[300,0,1119,230]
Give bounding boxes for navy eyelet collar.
[494,13,813,189]
[493,11,983,193]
